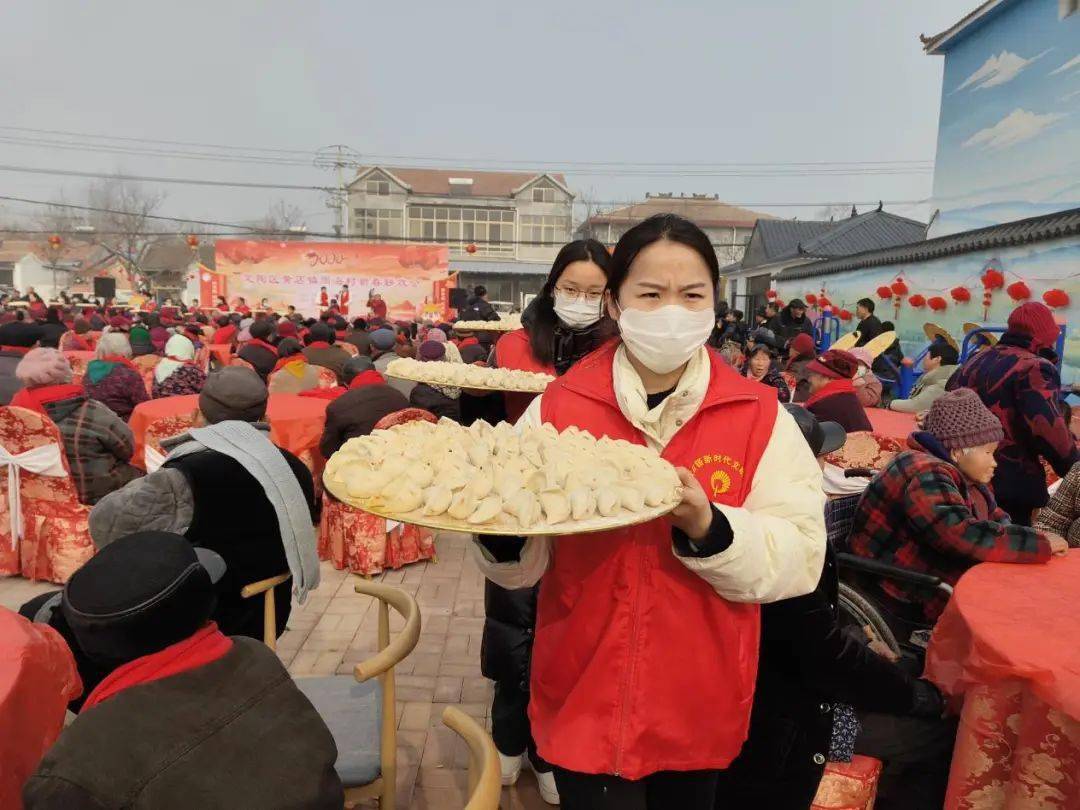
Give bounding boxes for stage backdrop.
[209,241,454,320]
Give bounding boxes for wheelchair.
[825,477,953,666]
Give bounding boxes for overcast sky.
[1,0,976,234]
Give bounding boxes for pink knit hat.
[15,348,73,388]
[925,388,1004,451]
[849,347,873,369]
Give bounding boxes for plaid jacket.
[849,432,1050,622]
[45,394,143,505]
[948,331,1078,509]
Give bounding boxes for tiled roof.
[756,220,835,262]
[352,167,569,199]
[139,237,215,271]
[450,259,551,277]
[798,211,927,257]
[778,206,1080,281]
[920,0,1012,54]
[585,196,770,229]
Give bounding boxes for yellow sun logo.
[710,469,732,497]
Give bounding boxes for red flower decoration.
[1043,288,1070,309]
[981,268,1005,290]
[766,289,778,300]
[1006,281,1031,301]
[890,278,908,296]
[804,293,818,306]
[908,294,926,308]
[950,286,971,303]
[876,286,893,300]
[838,308,852,322]
[818,296,832,308]
[927,296,947,312]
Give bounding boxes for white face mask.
[553,292,602,329]
[616,303,715,374]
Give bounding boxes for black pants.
[855,712,958,810]
[553,768,718,810]
[490,681,550,772]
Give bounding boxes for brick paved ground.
[0,531,551,810]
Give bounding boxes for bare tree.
[35,192,85,235]
[574,188,602,239]
[85,177,166,275]
[255,199,306,238]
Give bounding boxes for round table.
[129,393,331,470]
[865,408,915,441]
[924,552,1080,808]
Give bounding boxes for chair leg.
[264,587,276,651]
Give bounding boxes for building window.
[407,205,515,256]
[531,186,557,203]
[0,262,13,288]
[521,214,570,245]
[353,208,402,237]
[365,180,391,195]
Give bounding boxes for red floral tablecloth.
[865,408,916,441]
[925,552,1080,808]
[129,394,330,471]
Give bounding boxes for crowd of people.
[2,215,1077,809]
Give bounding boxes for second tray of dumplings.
[385,357,554,393]
[323,417,682,535]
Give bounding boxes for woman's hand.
[1046,532,1069,556]
[671,467,714,541]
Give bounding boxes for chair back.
[144,411,199,471]
[132,355,161,395]
[315,366,339,389]
[441,707,501,810]
[241,573,291,649]
[63,353,93,386]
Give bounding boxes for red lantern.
[186,234,200,248]
[1043,288,1070,309]
[1006,281,1030,301]
[928,296,947,312]
[804,293,818,306]
[47,234,62,248]
[908,294,926,308]
[981,268,1004,290]
[876,286,893,300]
[818,296,832,309]
[466,243,478,254]
[766,289,778,300]
[838,308,852,322]
[890,278,909,296]
[950,286,971,303]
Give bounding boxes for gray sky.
[0,0,976,234]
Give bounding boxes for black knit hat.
[62,532,225,666]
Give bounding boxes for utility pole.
[314,145,361,238]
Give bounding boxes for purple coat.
[84,362,149,421]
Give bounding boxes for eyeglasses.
[555,286,604,304]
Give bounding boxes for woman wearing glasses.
[482,239,615,804]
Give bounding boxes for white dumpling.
[569,487,597,521]
[385,485,423,513]
[407,462,435,488]
[344,469,380,499]
[448,490,477,520]
[422,485,453,516]
[597,489,620,517]
[539,491,571,524]
[495,472,524,502]
[643,481,670,508]
[467,443,490,468]
[617,485,645,513]
[468,495,503,525]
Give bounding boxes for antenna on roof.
[850,205,858,218]
[876,200,883,212]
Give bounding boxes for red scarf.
[805,377,857,407]
[0,345,32,355]
[349,369,386,389]
[243,338,278,356]
[100,354,139,371]
[82,623,232,712]
[299,387,346,400]
[458,336,479,349]
[10,383,85,416]
[307,341,331,350]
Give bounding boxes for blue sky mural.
[929,0,1080,236]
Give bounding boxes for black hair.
[195,313,209,324]
[276,337,303,358]
[746,343,778,361]
[881,320,895,331]
[474,285,487,297]
[929,342,959,366]
[216,295,226,304]
[716,300,729,319]
[15,309,25,321]
[45,306,62,324]
[857,298,875,313]
[287,304,296,311]
[529,239,614,366]
[732,309,744,322]
[607,214,719,304]
[352,317,368,330]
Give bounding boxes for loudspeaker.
[449,288,469,309]
[93,277,117,300]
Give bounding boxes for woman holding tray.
[481,238,615,804]
[471,214,826,810]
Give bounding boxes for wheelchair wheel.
[838,582,900,657]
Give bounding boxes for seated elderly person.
[850,348,883,409]
[237,318,279,381]
[85,329,149,421]
[408,340,461,421]
[268,337,322,394]
[303,322,351,384]
[1034,462,1080,548]
[152,334,207,398]
[890,341,960,415]
[319,383,409,460]
[22,532,343,809]
[805,349,873,433]
[849,389,1066,631]
[12,348,142,504]
[90,367,319,641]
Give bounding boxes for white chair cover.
[0,443,67,548]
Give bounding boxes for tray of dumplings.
[322,417,682,535]
[385,357,554,393]
[452,316,521,332]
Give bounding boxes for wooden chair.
[441,707,501,810]
[240,573,291,650]
[296,580,420,810]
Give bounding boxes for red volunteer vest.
[494,329,555,422]
[532,341,777,779]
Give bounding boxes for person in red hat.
[804,349,873,432]
[947,301,1077,525]
[784,332,817,403]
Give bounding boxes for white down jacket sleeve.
[675,405,826,603]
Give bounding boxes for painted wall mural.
[929,0,1080,237]
[776,235,1080,383]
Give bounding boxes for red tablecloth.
[866,408,916,441]
[925,552,1080,808]
[129,393,330,470]
[207,344,232,368]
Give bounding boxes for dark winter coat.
[459,296,500,322]
[344,330,372,356]
[786,358,812,403]
[854,315,884,347]
[744,363,791,403]
[713,547,936,808]
[409,382,461,422]
[319,384,410,459]
[84,362,149,421]
[23,637,343,810]
[806,383,872,433]
[0,320,44,348]
[0,350,25,404]
[481,536,539,691]
[767,306,815,344]
[947,330,1078,514]
[37,322,68,349]
[303,343,352,384]
[238,342,278,381]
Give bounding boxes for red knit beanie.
[1007,302,1058,350]
[789,333,815,359]
[925,388,1004,451]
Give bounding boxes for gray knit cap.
[199,367,268,424]
[925,388,1004,451]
